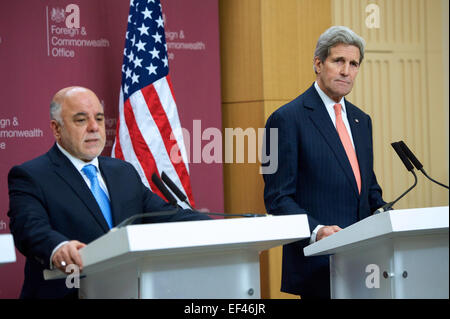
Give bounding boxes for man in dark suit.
[7,86,210,298]
[262,26,386,299]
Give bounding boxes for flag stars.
[133,56,143,68]
[142,7,152,20]
[146,63,157,75]
[125,67,132,79]
[121,1,171,99]
[152,32,162,43]
[149,47,160,59]
[138,23,150,36]
[131,73,140,84]
[136,39,147,52]
[127,50,134,63]
[155,16,164,28]
[161,56,168,67]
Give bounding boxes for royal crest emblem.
[50,7,65,23]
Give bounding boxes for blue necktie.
[82,164,113,229]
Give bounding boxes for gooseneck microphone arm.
[110,174,184,231]
[380,170,417,213]
[375,142,418,214]
[398,141,449,190]
[112,171,268,232]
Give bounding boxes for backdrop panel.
[0,0,223,298]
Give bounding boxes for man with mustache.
[7,86,210,298]
[263,26,386,299]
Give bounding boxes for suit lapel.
[48,145,111,232]
[304,86,360,197]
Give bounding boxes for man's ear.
[50,120,61,140]
[314,57,322,74]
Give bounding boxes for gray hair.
[313,26,365,73]
[50,100,63,124]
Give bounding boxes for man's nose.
[87,117,99,131]
[340,63,350,76]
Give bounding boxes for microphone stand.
[375,170,417,214]
[374,142,418,214]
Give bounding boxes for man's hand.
[316,225,342,241]
[52,240,86,272]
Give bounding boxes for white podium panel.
[304,206,449,299]
[45,214,310,299]
[79,250,261,299]
[0,234,16,266]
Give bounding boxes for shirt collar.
[56,142,100,173]
[314,81,347,114]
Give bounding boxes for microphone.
[112,172,267,232]
[159,171,266,218]
[161,171,193,209]
[392,141,414,172]
[375,142,418,214]
[109,174,181,231]
[398,140,449,190]
[151,173,178,206]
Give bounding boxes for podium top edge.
[304,206,448,256]
[43,214,311,280]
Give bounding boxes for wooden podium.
[44,214,310,299]
[304,206,449,299]
[0,234,16,266]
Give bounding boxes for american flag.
[112,0,195,207]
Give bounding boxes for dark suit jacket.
[263,84,385,298]
[8,143,210,298]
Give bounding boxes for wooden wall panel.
[219,0,263,103]
[261,0,331,100]
[426,0,449,205]
[221,101,266,214]
[333,0,448,209]
[333,0,425,51]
